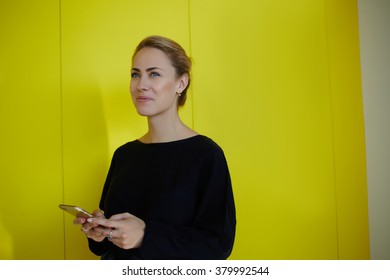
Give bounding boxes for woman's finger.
[109,212,132,221]
[73,217,87,225]
[92,209,105,218]
[87,217,118,229]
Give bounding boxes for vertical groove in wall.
[187,0,195,130]
[59,0,67,260]
[323,0,340,260]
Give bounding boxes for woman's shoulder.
[191,135,222,149]
[111,139,142,157]
[184,135,226,159]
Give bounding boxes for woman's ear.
[177,74,189,94]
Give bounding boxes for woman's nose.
[136,75,150,91]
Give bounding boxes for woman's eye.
[150,72,160,78]
[131,72,140,78]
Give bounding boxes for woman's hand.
[74,209,108,242]
[87,213,146,249]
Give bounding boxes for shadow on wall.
[61,84,111,260]
[0,213,13,259]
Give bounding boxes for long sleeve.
[87,150,118,256]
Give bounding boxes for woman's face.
[130,47,185,118]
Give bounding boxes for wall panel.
[0,0,63,259]
[326,0,370,259]
[190,0,337,259]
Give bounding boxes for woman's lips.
[136,96,153,102]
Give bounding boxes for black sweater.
[88,135,236,259]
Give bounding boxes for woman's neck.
[140,112,196,143]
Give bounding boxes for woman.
[75,35,236,259]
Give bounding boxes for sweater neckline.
[135,134,203,145]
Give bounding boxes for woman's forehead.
[133,47,171,67]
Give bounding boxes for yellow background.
[0,0,369,259]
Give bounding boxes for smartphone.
[59,204,93,219]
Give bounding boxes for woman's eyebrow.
[147,67,164,72]
[131,67,164,72]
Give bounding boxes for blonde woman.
[75,35,236,260]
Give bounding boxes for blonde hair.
[133,35,191,107]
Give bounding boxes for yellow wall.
[0,0,64,259]
[326,0,370,259]
[0,0,369,259]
